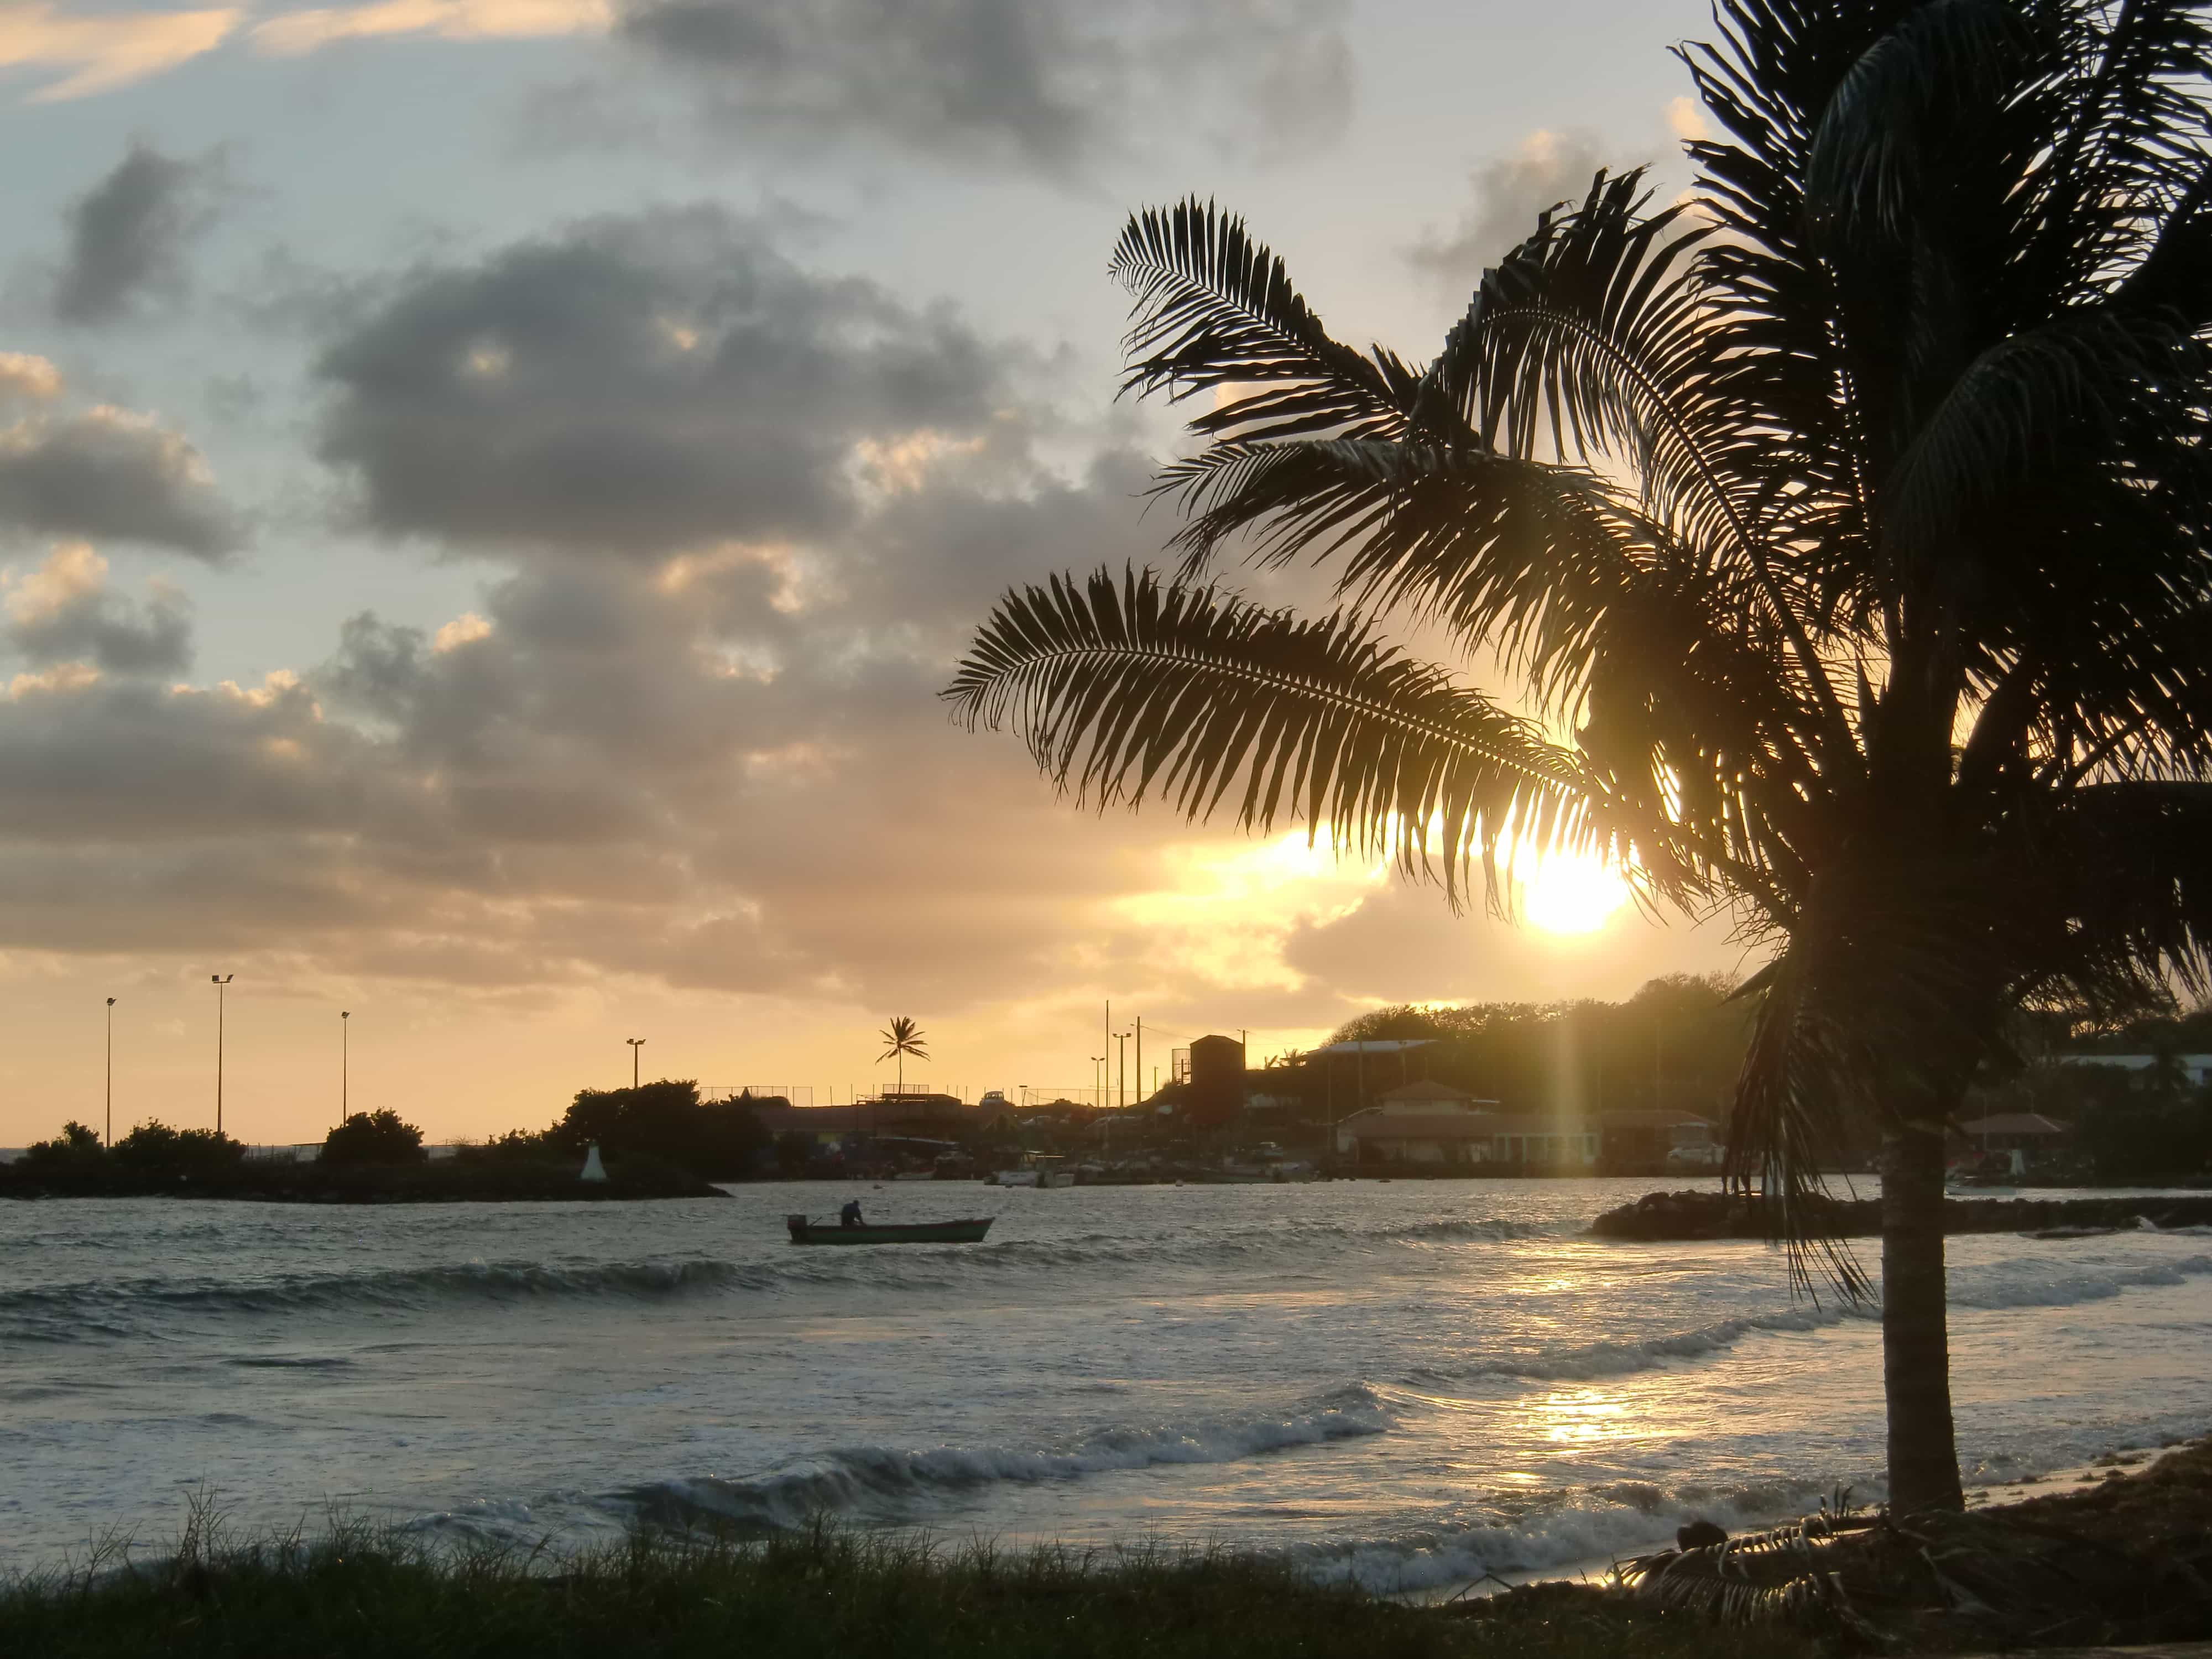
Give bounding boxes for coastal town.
[11,978,2208,1193]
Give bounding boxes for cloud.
[0,401,242,557]
[0,4,238,102]
[0,353,64,403]
[3,542,193,675]
[0,206,1734,1045]
[609,0,1352,170]
[1666,95,1709,143]
[313,206,1012,554]
[1406,129,1612,296]
[54,141,229,325]
[249,0,608,56]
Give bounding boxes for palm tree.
[878,1016,930,1097]
[947,0,2212,1515]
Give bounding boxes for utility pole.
[1114,1031,1129,1109]
[210,975,233,1136]
[1135,1016,1142,1107]
[340,1011,350,1125]
[105,997,116,1147]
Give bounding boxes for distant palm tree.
[949,0,2212,1515]
[878,1016,930,1097]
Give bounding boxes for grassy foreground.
[0,1516,1814,1659]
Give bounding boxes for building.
[1332,1082,1598,1168]
[1597,1108,1718,1173]
[1187,1034,1247,1128]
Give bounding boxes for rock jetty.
[1590,1188,2212,1241]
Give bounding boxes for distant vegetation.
[465,1080,769,1182]
[112,1121,247,1171]
[321,1110,428,1166]
[1318,974,1751,1121]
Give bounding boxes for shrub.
[455,1128,559,1164]
[547,1080,766,1180]
[111,1120,246,1170]
[321,1109,428,1166]
[19,1121,106,1166]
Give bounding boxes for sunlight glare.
[1516,849,1630,935]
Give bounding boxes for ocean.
[4,1177,2208,1590]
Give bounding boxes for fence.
[1018,1086,1114,1109]
[702,1084,815,1108]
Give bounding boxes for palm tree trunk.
[1880,1121,1964,1514]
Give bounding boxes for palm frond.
[1428,168,1861,756]
[2011,781,2212,1010]
[1881,305,2208,556]
[1616,1504,1880,1629]
[1725,949,1874,1303]
[943,566,1629,909]
[1110,200,1411,452]
[1804,0,2042,242]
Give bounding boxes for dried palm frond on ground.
[1614,1504,1884,1639]
[1457,1437,2212,1654]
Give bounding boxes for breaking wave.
[0,1216,1564,1342]
[1286,1471,1851,1593]
[1404,1303,1871,1388]
[583,1386,1394,1534]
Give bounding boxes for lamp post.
[1114,1030,1130,1110]
[627,1036,645,1089]
[105,997,116,1147]
[340,1011,350,1126]
[210,974,233,1135]
[1091,1055,1105,1110]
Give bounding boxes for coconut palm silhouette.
[948,1,2212,1516]
[878,1016,929,1097]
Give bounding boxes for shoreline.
[5,1438,2204,1657]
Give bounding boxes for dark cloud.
[1406,131,1612,296]
[611,0,1352,169]
[4,545,193,676]
[54,142,227,326]
[0,403,242,558]
[315,207,1012,555]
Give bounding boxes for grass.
[0,1503,1826,1659]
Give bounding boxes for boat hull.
[785,1216,994,1245]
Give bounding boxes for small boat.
[785,1214,994,1245]
[990,1152,1072,1188]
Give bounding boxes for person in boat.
[839,1198,864,1228]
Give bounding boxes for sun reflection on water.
[1533,1388,1633,1449]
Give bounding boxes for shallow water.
[3,1177,2208,1590]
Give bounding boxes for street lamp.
[627,1036,645,1089]
[210,975,234,1136]
[1091,1055,1105,1110]
[105,997,116,1147]
[340,1011,350,1126]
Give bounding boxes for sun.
[1516,849,1630,935]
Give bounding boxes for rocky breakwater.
[1590,1187,2212,1241]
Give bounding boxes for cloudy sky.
[0,0,1752,1145]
